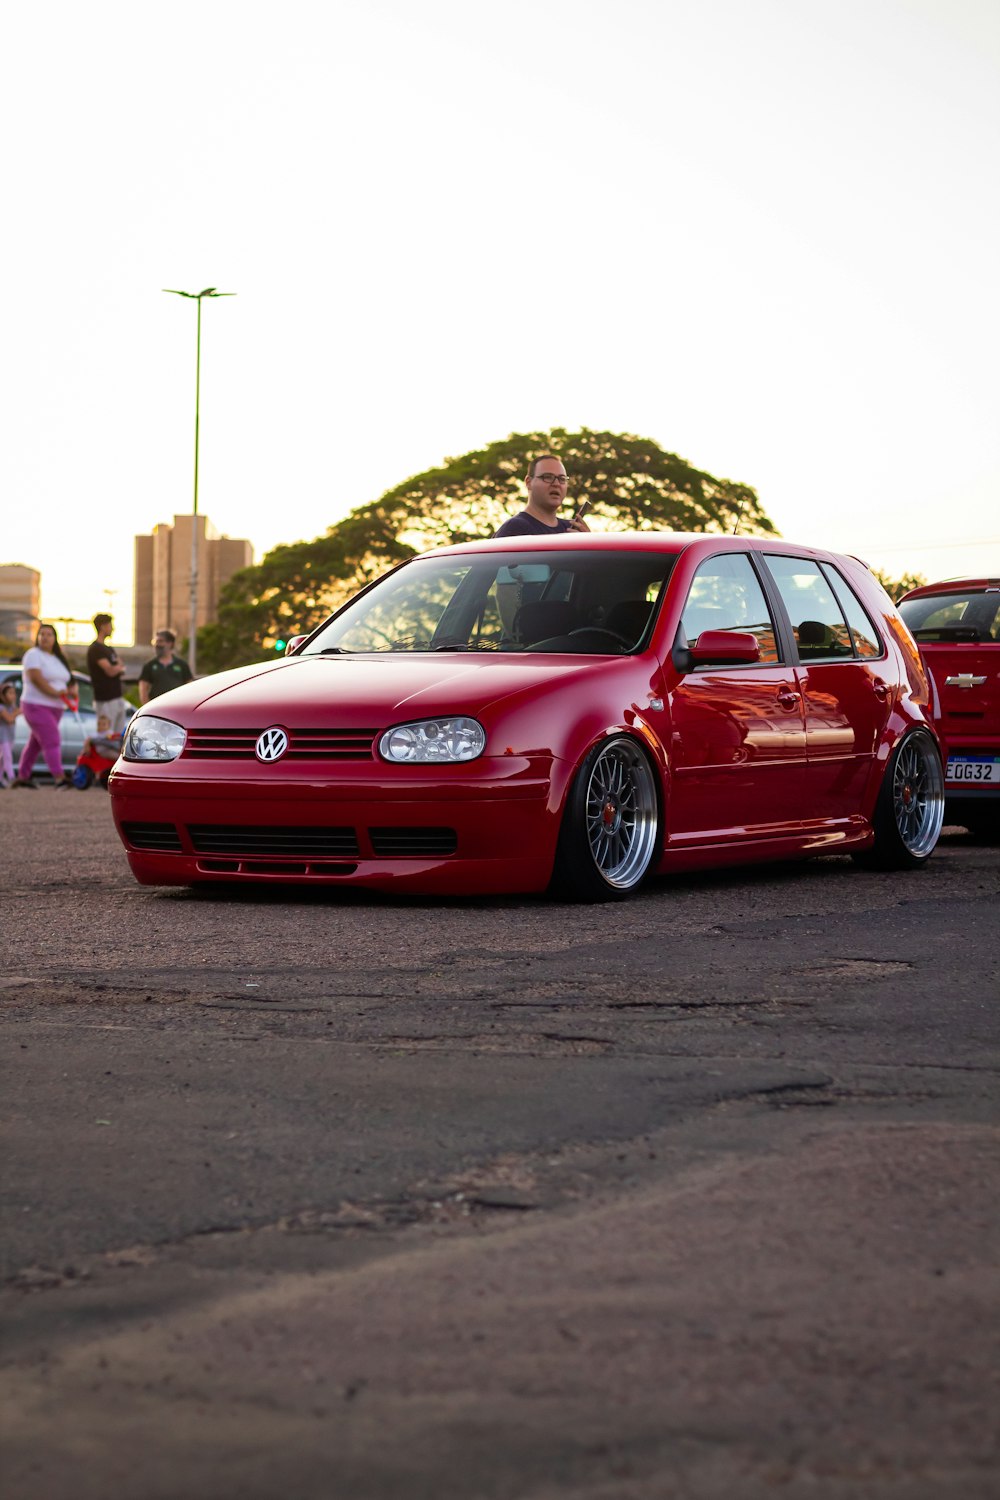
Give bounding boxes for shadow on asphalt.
[142,826,987,914]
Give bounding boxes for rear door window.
[763,556,853,661]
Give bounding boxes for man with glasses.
[492,456,591,537]
[138,629,194,704]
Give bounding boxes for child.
[0,679,21,787]
[83,713,122,761]
[72,712,123,789]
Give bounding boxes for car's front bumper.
[108,755,567,895]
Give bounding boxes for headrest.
[605,600,651,643]
[513,600,578,645]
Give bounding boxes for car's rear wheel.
[552,736,660,901]
[853,729,944,870]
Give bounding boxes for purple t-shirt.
[492,512,573,538]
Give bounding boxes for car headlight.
[378,717,486,764]
[122,715,187,762]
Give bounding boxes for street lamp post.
[163,287,235,675]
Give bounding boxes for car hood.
[143,653,602,726]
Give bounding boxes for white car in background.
[1,665,128,780]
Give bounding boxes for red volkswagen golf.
[110,534,945,901]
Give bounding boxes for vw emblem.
[255,727,289,763]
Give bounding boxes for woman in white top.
[13,624,77,788]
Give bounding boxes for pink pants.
[0,741,13,780]
[18,702,65,780]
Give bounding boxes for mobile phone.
[572,498,592,523]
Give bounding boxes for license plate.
[946,756,1000,784]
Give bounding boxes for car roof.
[899,577,1000,601]
[423,531,862,565]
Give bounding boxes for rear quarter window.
[820,565,884,659]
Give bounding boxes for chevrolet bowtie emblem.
[944,674,987,688]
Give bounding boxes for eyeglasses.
[534,473,568,485]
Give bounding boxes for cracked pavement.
[1,796,998,1499]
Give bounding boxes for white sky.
[2,0,998,644]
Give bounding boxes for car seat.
[604,599,652,645]
[796,618,842,658]
[513,600,579,646]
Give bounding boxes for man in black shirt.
[138,630,194,704]
[492,456,592,537]
[86,614,128,733]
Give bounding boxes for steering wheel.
[568,627,630,647]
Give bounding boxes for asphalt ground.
[1,792,998,1500]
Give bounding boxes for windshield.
[898,590,1000,643]
[301,550,678,656]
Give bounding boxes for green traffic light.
[274,639,286,652]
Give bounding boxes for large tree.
[199,428,776,671]
[873,569,927,603]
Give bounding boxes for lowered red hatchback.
[898,577,1000,841]
[110,534,945,900]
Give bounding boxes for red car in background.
[110,533,945,901]
[897,577,1000,841]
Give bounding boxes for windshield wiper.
[432,640,498,652]
[318,647,349,655]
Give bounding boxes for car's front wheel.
[853,728,944,870]
[552,736,660,902]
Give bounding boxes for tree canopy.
[198,428,776,672]
[873,569,927,603]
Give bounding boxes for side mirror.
[284,635,307,656]
[687,630,761,666]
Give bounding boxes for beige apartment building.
[133,515,252,648]
[0,563,41,642]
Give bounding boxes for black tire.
[853,729,944,870]
[552,736,660,902]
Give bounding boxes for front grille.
[369,826,458,856]
[184,728,377,760]
[194,858,360,877]
[121,821,183,853]
[187,825,360,856]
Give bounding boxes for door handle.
[872,678,889,702]
[776,689,800,710]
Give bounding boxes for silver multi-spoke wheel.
[855,728,944,870]
[553,736,661,901]
[582,739,659,891]
[891,731,944,857]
